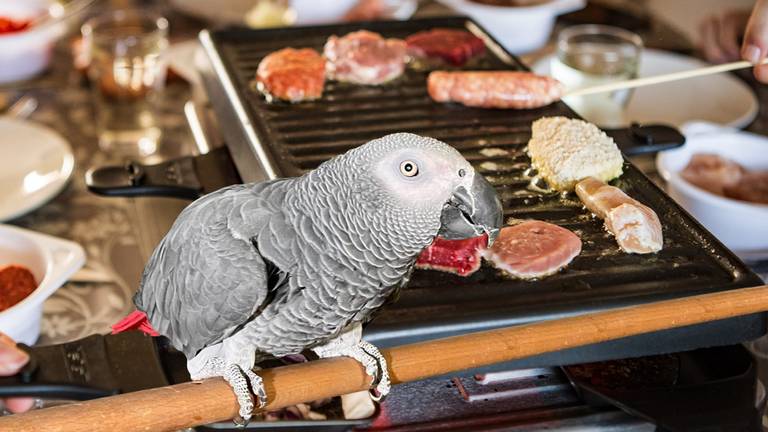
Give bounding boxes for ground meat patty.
[406,28,485,66]
[256,48,325,102]
[427,71,564,109]
[324,30,407,85]
[482,221,581,279]
[0,265,37,312]
[416,234,487,277]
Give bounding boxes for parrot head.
[342,133,503,247]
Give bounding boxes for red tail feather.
[111,310,160,336]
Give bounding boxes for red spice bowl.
[0,2,66,84]
[0,224,84,344]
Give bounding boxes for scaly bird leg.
[187,345,266,427]
[312,325,391,400]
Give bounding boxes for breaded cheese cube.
[527,116,624,191]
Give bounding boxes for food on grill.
[576,177,663,254]
[0,265,37,312]
[427,71,564,109]
[416,234,488,276]
[256,48,326,102]
[482,220,582,279]
[324,30,407,85]
[406,28,486,66]
[527,117,623,191]
[680,153,744,196]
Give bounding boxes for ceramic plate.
[532,49,758,129]
[0,117,74,221]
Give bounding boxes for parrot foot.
[194,356,267,427]
[315,340,391,401]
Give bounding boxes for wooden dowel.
[3,284,768,432]
[565,58,767,98]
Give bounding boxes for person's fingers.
[0,333,28,376]
[719,12,744,60]
[742,0,768,81]
[700,16,728,63]
[4,397,35,413]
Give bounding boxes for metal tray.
[199,17,765,371]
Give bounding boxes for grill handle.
[605,123,685,156]
[84,147,240,200]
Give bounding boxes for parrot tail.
[111,310,160,336]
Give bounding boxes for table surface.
[6,0,767,347]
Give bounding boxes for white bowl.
[0,1,65,84]
[0,225,84,344]
[656,122,768,255]
[437,0,585,54]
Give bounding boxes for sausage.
[575,177,663,254]
[427,71,564,109]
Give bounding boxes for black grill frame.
[200,17,765,369]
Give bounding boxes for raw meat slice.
[416,234,487,277]
[427,71,564,109]
[256,48,325,102]
[575,177,663,254]
[482,221,581,279]
[406,28,485,66]
[680,153,743,196]
[324,30,407,85]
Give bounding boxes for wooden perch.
[3,284,768,432]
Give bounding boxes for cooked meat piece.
[427,71,563,109]
[576,177,663,254]
[680,153,744,196]
[527,116,624,191]
[406,28,486,66]
[724,171,768,204]
[0,265,37,312]
[324,30,407,85]
[256,48,326,102]
[416,234,487,277]
[482,221,582,279]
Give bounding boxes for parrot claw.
[192,356,266,427]
[315,340,391,401]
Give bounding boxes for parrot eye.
[458,169,466,177]
[399,160,419,177]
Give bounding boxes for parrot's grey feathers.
[135,181,291,357]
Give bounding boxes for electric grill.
[78,16,766,430]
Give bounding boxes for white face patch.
[372,147,474,210]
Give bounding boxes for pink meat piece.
[427,71,564,109]
[482,221,582,279]
[416,234,488,277]
[324,30,407,85]
[406,28,486,66]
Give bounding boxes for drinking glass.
[551,24,643,128]
[81,10,168,157]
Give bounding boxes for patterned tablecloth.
[7,1,768,348]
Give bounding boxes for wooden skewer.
[565,59,765,98]
[3,284,768,432]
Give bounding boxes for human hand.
[742,0,768,82]
[698,9,750,64]
[0,332,33,413]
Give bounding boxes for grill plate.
[200,17,764,370]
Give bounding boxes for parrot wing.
[134,181,290,357]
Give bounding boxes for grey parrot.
[134,133,502,424]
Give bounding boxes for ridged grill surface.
[207,18,762,355]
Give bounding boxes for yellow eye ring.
[399,160,419,177]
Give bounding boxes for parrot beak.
[438,173,503,247]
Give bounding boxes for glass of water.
[551,25,643,128]
[81,10,169,158]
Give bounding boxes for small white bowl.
[0,224,84,344]
[437,0,586,54]
[656,122,768,256]
[0,1,65,84]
